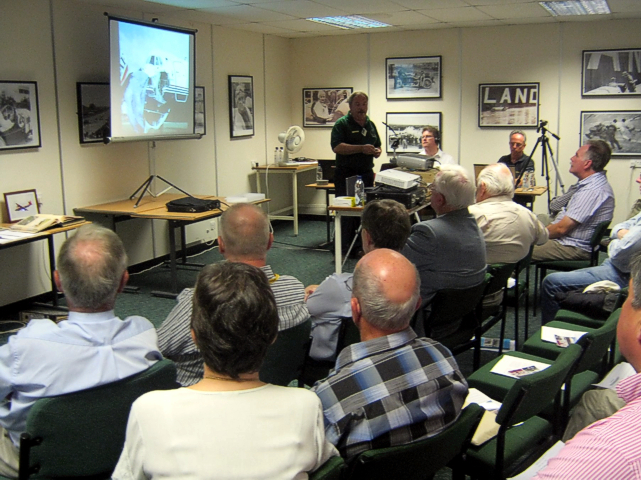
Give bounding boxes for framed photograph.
[580,111,641,156]
[386,56,441,99]
[0,81,41,151]
[385,112,442,154]
[194,86,205,135]
[76,82,110,144]
[582,49,641,97]
[303,87,352,128]
[4,189,39,223]
[228,75,254,138]
[478,83,539,127]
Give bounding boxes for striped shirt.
[552,171,614,252]
[157,265,309,386]
[311,328,468,460]
[534,372,641,479]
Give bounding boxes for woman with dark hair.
[113,262,337,479]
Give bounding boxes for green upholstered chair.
[17,359,178,480]
[310,456,346,480]
[347,403,484,480]
[464,344,582,480]
[504,247,533,346]
[534,220,611,316]
[260,319,312,387]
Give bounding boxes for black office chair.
[260,319,312,387]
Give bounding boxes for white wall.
[1,0,640,306]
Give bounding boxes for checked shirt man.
[311,249,468,460]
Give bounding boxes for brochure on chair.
[10,214,85,233]
[490,356,551,379]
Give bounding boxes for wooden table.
[514,186,548,210]
[0,221,90,306]
[329,202,430,273]
[75,194,226,298]
[305,182,335,245]
[253,163,317,235]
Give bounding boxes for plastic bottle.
[354,176,365,206]
[273,147,279,165]
[279,147,284,165]
[529,171,536,188]
[316,163,323,182]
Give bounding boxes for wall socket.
[631,160,641,168]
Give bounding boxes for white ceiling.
[77,0,641,38]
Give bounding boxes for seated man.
[469,163,548,264]
[533,252,641,479]
[0,224,161,478]
[402,164,486,334]
[305,199,411,361]
[421,126,455,165]
[540,210,641,324]
[311,249,468,461]
[158,202,308,386]
[532,140,614,262]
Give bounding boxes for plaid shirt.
[311,328,468,460]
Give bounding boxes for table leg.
[47,236,58,306]
[152,221,179,299]
[292,170,299,236]
[255,170,262,193]
[180,225,187,265]
[334,212,342,274]
[325,190,331,244]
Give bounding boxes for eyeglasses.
[509,142,524,147]
[422,135,434,139]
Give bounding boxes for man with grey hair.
[498,130,534,178]
[311,249,468,461]
[402,164,486,308]
[469,163,548,264]
[158,202,308,386]
[0,224,161,477]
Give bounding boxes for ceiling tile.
[476,2,553,19]
[391,0,468,8]
[608,0,641,13]
[418,6,493,22]
[368,10,440,26]
[199,3,296,21]
[255,0,347,18]
[312,0,407,14]
[145,0,237,7]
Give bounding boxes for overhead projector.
[390,153,435,171]
[375,169,421,190]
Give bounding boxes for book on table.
[10,214,85,233]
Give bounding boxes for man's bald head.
[352,249,421,331]
[219,203,271,262]
[476,163,515,202]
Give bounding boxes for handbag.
[166,196,220,213]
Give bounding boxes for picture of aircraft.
[14,201,32,212]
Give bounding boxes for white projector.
[375,169,421,190]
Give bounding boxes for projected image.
[110,18,194,139]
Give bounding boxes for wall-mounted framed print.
[303,87,352,127]
[580,111,641,156]
[386,56,441,100]
[385,112,442,154]
[76,82,110,144]
[0,81,41,151]
[228,75,254,138]
[3,189,39,223]
[582,49,641,96]
[478,83,539,127]
[194,86,205,135]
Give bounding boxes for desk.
[75,194,226,298]
[0,222,90,306]
[305,182,335,244]
[514,186,547,210]
[329,202,430,274]
[253,163,317,235]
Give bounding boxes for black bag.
[555,290,622,320]
[166,196,220,213]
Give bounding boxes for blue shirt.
[311,328,468,460]
[0,311,161,446]
[553,171,614,251]
[609,211,641,273]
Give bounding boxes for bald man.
[312,249,468,460]
[157,203,308,386]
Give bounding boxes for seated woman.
[113,262,337,479]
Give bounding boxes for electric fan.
[277,126,305,166]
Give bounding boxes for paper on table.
[463,388,502,411]
[593,362,636,390]
[541,326,587,345]
[507,440,565,479]
[0,230,37,243]
[490,355,551,379]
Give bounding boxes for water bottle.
[521,172,530,189]
[355,176,365,207]
[279,147,284,164]
[273,147,279,165]
[529,171,536,188]
[316,163,323,182]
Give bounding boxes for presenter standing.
[421,126,455,165]
[331,91,382,254]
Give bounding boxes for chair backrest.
[260,319,312,386]
[484,263,518,302]
[336,316,361,354]
[318,159,336,183]
[20,359,178,479]
[589,220,611,264]
[310,455,346,480]
[425,279,488,340]
[574,308,620,373]
[348,403,484,480]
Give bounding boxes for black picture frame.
[77,82,110,144]
[385,112,442,154]
[194,86,205,135]
[0,81,41,151]
[385,56,442,99]
[228,75,254,138]
[580,110,641,156]
[478,82,539,127]
[302,87,353,128]
[582,49,641,97]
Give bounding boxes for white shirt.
[431,148,455,166]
